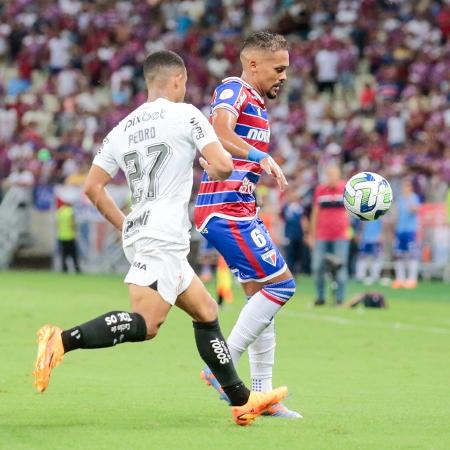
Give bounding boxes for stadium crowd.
[0,0,449,281]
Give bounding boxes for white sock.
[407,259,419,282]
[356,256,368,281]
[370,258,383,283]
[394,260,406,282]
[249,320,275,393]
[252,377,273,392]
[227,289,283,366]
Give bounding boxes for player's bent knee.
[194,296,218,323]
[263,278,296,305]
[143,317,165,340]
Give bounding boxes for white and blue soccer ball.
[343,172,393,221]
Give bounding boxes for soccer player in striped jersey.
[194,32,302,418]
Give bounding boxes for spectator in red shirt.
[359,81,376,113]
[309,165,350,305]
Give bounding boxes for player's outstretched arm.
[200,142,233,181]
[84,164,126,231]
[212,108,287,190]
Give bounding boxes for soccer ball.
[343,172,393,221]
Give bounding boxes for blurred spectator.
[392,179,420,289]
[281,187,309,275]
[56,201,81,274]
[310,165,350,305]
[315,40,339,94]
[359,81,376,113]
[387,107,407,148]
[0,0,448,279]
[355,219,384,285]
[4,163,34,189]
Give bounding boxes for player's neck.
[240,73,264,98]
[147,88,177,103]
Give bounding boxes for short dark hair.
[143,50,185,82]
[242,31,288,52]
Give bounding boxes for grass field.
[0,271,449,450]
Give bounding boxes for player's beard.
[267,83,283,99]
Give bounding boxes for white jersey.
[93,98,219,247]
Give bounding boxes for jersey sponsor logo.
[262,249,277,267]
[246,128,270,143]
[219,88,234,100]
[239,177,256,194]
[124,108,166,131]
[124,210,150,235]
[189,117,205,140]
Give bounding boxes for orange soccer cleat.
[231,386,288,426]
[404,279,418,289]
[33,324,65,393]
[391,279,405,289]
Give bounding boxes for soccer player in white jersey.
[33,50,287,426]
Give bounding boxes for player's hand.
[199,157,222,181]
[260,156,288,191]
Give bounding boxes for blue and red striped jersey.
[194,77,270,230]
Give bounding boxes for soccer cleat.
[33,324,65,393]
[391,279,405,289]
[231,386,288,426]
[404,280,417,289]
[200,366,230,403]
[314,298,325,306]
[262,402,303,419]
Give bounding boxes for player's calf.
[227,278,296,364]
[61,310,148,352]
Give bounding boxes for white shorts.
[123,238,195,305]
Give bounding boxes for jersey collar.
[222,77,265,106]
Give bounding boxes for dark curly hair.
[242,31,288,52]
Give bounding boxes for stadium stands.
[0,0,449,276]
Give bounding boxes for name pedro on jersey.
[128,127,156,146]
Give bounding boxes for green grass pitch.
[0,271,449,450]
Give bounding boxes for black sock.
[61,311,147,352]
[193,319,250,406]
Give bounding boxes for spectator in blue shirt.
[392,179,420,289]
[355,219,384,285]
[281,188,308,276]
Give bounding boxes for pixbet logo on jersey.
[124,108,166,131]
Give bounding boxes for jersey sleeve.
[185,105,220,153]
[211,81,246,117]
[92,129,120,178]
